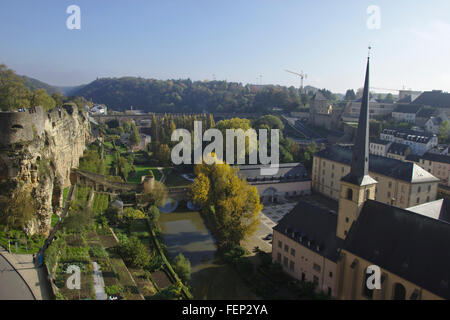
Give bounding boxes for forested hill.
[21,75,86,96]
[72,77,319,113]
[21,75,62,95]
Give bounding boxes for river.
[158,209,258,300]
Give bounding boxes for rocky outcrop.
[0,105,91,235]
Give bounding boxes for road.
[0,254,35,300]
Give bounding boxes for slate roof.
[370,137,391,146]
[421,152,450,164]
[413,90,450,108]
[393,104,422,114]
[416,107,436,119]
[273,201,343,262]
[344,200,450,299]
[387,142,411,155]
[382,129,435,144]
[236,163,309,183]
[315,145,439,183]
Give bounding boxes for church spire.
[342,54,377,186]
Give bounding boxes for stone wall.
[0,105,91,235]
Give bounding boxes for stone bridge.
[70,169,143,194]
[70,168,189,200]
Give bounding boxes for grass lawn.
[128,166,162,184]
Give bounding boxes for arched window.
[392,283,406,300]
[347,188,353,201]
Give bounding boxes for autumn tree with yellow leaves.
[189,161,262,250]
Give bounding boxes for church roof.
[273,201,343,262]
[344,200,450,299]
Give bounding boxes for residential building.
[425,117,444,135]
[386,142,411,161]
[392,104,422,123]
[380,129,438,155]
[369,138,391,157]
[313,146,439,208]
[412,90,450,117]
[236,163,311,203]
[345,98,395,120]
[407,152,450,186]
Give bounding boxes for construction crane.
[285,69,307,93]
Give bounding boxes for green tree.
[0,187,36,230]
[129,122,141,146]
[119,236,150,268]
[30,89,56,111]
[0,64,31,111]
[173,253,191,284]
[345,89,356,101]
[439,120,450,143]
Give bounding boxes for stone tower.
[337,57,378,240]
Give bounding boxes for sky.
[1,0,450,93]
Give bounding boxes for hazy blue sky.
[1,0,449,93]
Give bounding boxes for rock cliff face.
[0,105,91,235]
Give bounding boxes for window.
[301,273,306,281]
[313,276,319,285]
[277,253,281,263]
[283,256,288,267]
[345,217,349,223]
[284,244,289,252]
[313,263,321,272]
[418,186,421,193]
[416,197,420,204]
[329,272,333,278]
[427,196,430,202]
[290,248,295,256]
[428,185,431,193]
[365,189,370,200]
[392,283,406,300]
[327,287,332,296]
[289,260,295,272]
[387,192,391,198]
[388,181,392,188]
[278,241,282,248]
[347,188,353,201]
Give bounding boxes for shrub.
[172,253,191,284]
[60,246,90,263]
[105,285,124,296]
[89,245,108,259]
[119,236,150,268]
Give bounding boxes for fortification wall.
[0,105,91,235]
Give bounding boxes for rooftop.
[421,152,450,164]
[387,142,411,155]
[413,90,450,108]
[236,162,309,184]
[273,200,343,262]
[393,104,422,114]
[316,145,439,183]
[370,137,391,146]
[344,200,450,299]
